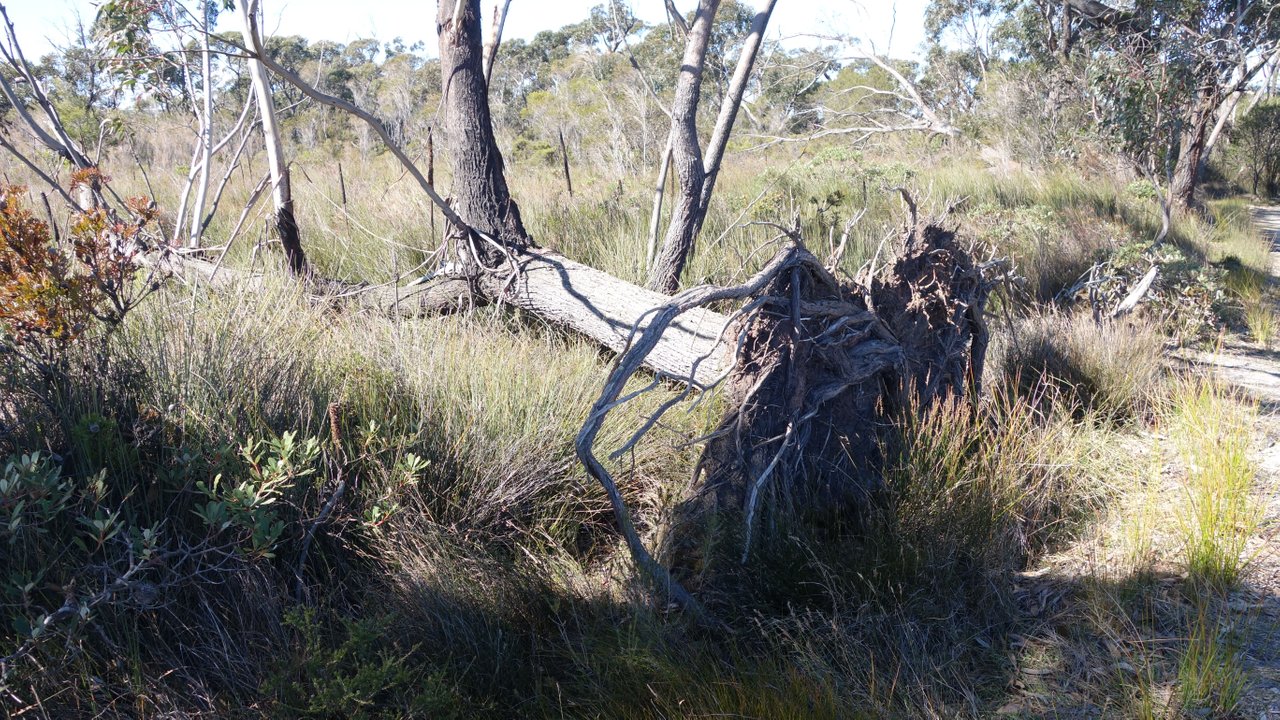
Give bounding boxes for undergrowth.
[1,148,1275,717]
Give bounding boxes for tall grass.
[1176,607,1248,715]
[3,124,1275,716]
[1165,377,1260,591]
[990,311,1166,421]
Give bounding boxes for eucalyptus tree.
[928,0,1280,210]
[1235,99,1280,195]
[95,0,259,248]
[646,0,777,294]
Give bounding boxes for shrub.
[0,183,153,347]
[264,607,472,718]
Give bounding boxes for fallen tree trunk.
[159,247,733,386]
[349,249,734,385]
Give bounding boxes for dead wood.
[606,220,998,601]
[154,245,735,385]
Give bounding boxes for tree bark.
[1170,91,1216,211]
[189,0,214,249]
[646,0,720,294]
[1060,1,1073,58]
[698,0,776,215]
[164,248,732,386]
[647,140,673,267]
[647,0,777,294]
[236,0,306,276]
[480,0,511,87]
[436,0,528,267]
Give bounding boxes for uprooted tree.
[424,0,999,611]
[0,0,1000,615]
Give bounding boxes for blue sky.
[2,0,930,59]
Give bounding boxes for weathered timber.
[155,247,732,387]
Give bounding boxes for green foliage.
[926,0,1280,194]
[0,452,73,546]
[511,136,557,166]
[1053,236,1236,340]
[888,391,1118,575]
[70,412,137,478]
[1232,100,1280,197]
[1,452,137,658]
[1125,179,1159,200]
[1167,378,1259,592]
[195,432,320,558]
[1176,608,1248,715]
[264,607,469,719]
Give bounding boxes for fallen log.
[158,247,733,386]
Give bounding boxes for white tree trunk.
[188,0,214,248]
[236,0,305,274]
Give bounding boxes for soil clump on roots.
[663,221,997,598]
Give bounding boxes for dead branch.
[1110,265,1158,318]
[481,0,512,87]
[576,244,804,618]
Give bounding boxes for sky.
[1,0,931,60]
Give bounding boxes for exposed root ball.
[665,222,995,589]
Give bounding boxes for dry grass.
[978,371,1264,718]
[2,123,1275,717]
[989,311,1167,422]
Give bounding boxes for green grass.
[2,127,1276,716]
[1176,607,1248,716]
[1244,295,1279,347]
[1166,377,1260,591]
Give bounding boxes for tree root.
[578,219,999,616]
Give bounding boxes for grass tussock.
[991,311,1166,422]
[1165,377,1261,591]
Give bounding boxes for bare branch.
[663,0,690,36]
[481,0,512,87]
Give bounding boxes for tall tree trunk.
[236,0,306,276]
[1170,90,1219,212]
[697,0,776,217]
[436,0,527,267]
[647,0,776,294]
[646,0,719,294]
